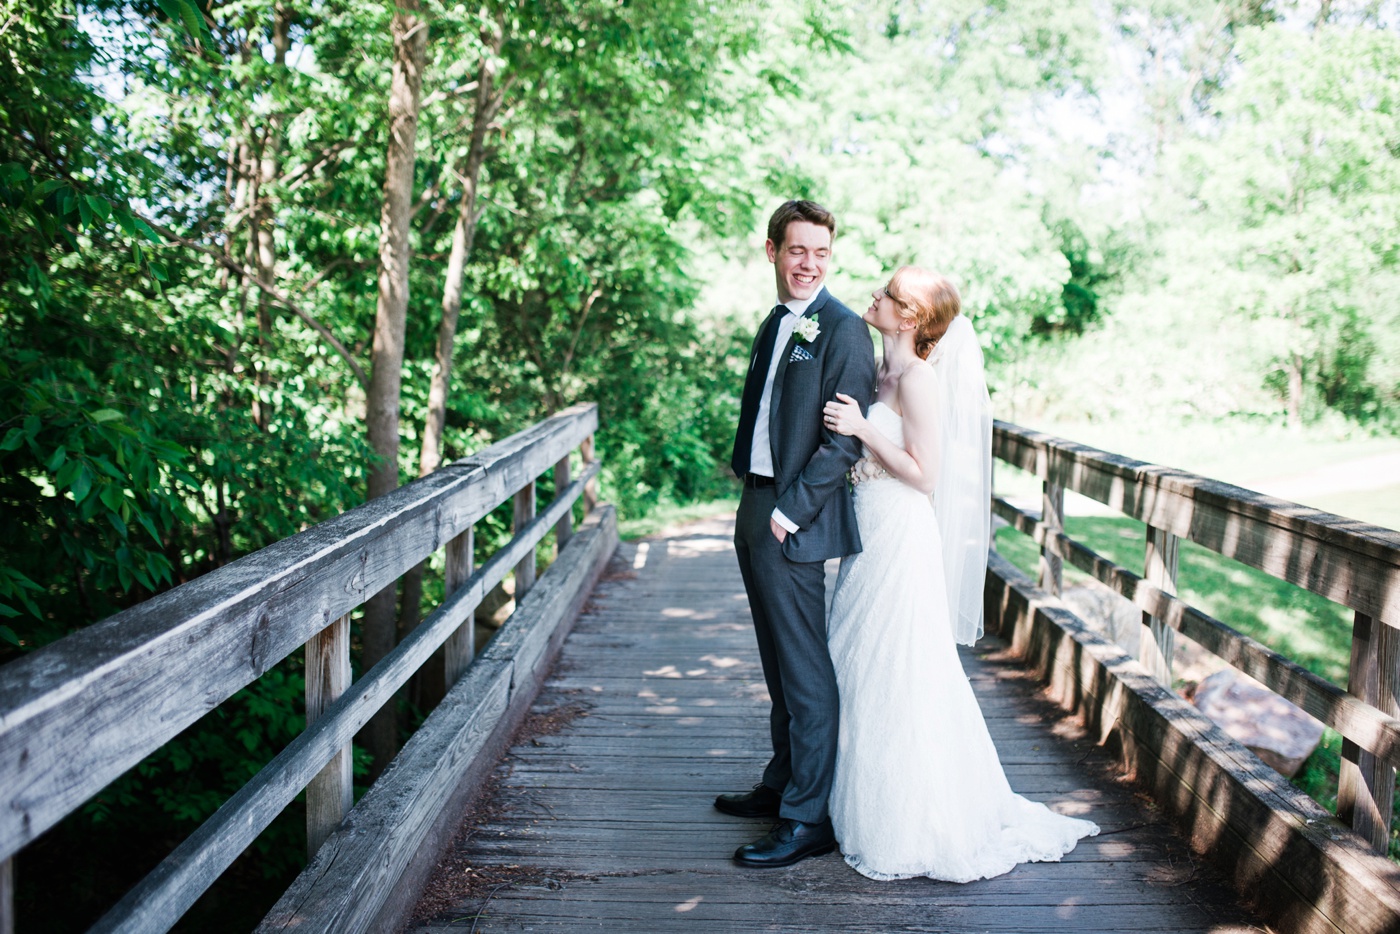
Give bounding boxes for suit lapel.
[767,289,833,476]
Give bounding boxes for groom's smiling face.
[767,220,831,305]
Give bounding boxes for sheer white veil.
[926,314,993,646]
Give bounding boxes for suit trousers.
[733,483,838,824]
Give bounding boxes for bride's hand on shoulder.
[823,392,866,437]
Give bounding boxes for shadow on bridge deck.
[403,516,1269,933]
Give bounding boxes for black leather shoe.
[733,818,837,868]
[714,783,782,819]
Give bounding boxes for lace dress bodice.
[848,402,901,486]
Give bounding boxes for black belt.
[743,474,776,489]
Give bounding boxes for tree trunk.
[1287,350,1303,431]
[397,34,506,710]
[418,42,503,479]
[362,0,429,779]
[250,4,292,431]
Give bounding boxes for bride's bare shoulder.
[896,363,939,418]
[897,361,937,390]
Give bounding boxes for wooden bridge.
[3,404,1400,933]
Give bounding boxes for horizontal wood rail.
[989,420,1400,933]
[259,505,618,933]
[993,499,1400,770]
[0,403,607,934]
[993,423,1400,622]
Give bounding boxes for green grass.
[994,518,1400,857]
[995,517,1353,683]
[618,496,739,541]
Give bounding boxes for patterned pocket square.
[789,345,814,363]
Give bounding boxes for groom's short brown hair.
[767,200,836,249]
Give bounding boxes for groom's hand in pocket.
[769,517,788,543]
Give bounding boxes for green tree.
[1176,23,1400,426]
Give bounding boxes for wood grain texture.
[86,463,604,934]
[514,481,537,599]
[987,550,1400,934]
[553,455,573,550]
[1139,524,1179,686]
[993,421,1400,625]
[993,497,1400,768]
[444,526,475,686]
[305,614,352,858]
[257,506,618,934]
[0,404,598,864]
[581,434,598,515]
[1039,471,1065,596]
[1338,613,1400,852]
[402,516,1260,934]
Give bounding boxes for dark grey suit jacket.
[744,288,876,563]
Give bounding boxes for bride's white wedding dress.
[827,401,1098,882]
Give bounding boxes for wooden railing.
[991,420,1400,851]
[0,403,612,933]
[987,420,1400,934]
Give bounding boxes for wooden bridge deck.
[405,516,1269,933]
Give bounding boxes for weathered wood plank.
[993,496,1400,767]
[443,526,474,686]
[85,462,603,933]
[1038,450,1064,596]
[987,550,1400,934]
[404,519,1259,934]
[257,506,618,934]
[993,421,1400,624]
[581,434,598,515]
[1338,612,1400,852]
[514,481,537,599]
[304,614,351,858]
[0,404,599,864]
[553,455,573,550]
[264,658,513,934]
[1139,524,1178,686]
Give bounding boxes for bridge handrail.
[991,419,1400,852]
[0,403,601,932]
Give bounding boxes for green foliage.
[6,0,1400,924]
[1175,24,1400,426]
[3,0,774,925]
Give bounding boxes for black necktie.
[731,305,787,477]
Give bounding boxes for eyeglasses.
[881,286,900,303]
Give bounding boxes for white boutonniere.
[793,317,821,343]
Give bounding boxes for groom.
[720,199,875,867]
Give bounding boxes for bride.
[821,266,1098,882]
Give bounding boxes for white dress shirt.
[748,288,824,533]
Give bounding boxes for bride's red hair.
[885,266,960,360]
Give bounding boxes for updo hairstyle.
[885,266,960,360]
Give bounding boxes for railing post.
[1338,612,1399,853]
[2,857,13,934]
[581,434,598,516]
[514,481,537,600]
[1139,524,1179,687]
[305,614,352,858]
[444,526,475,685]
[1036,447,1063,596]
[554,453,573,551]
